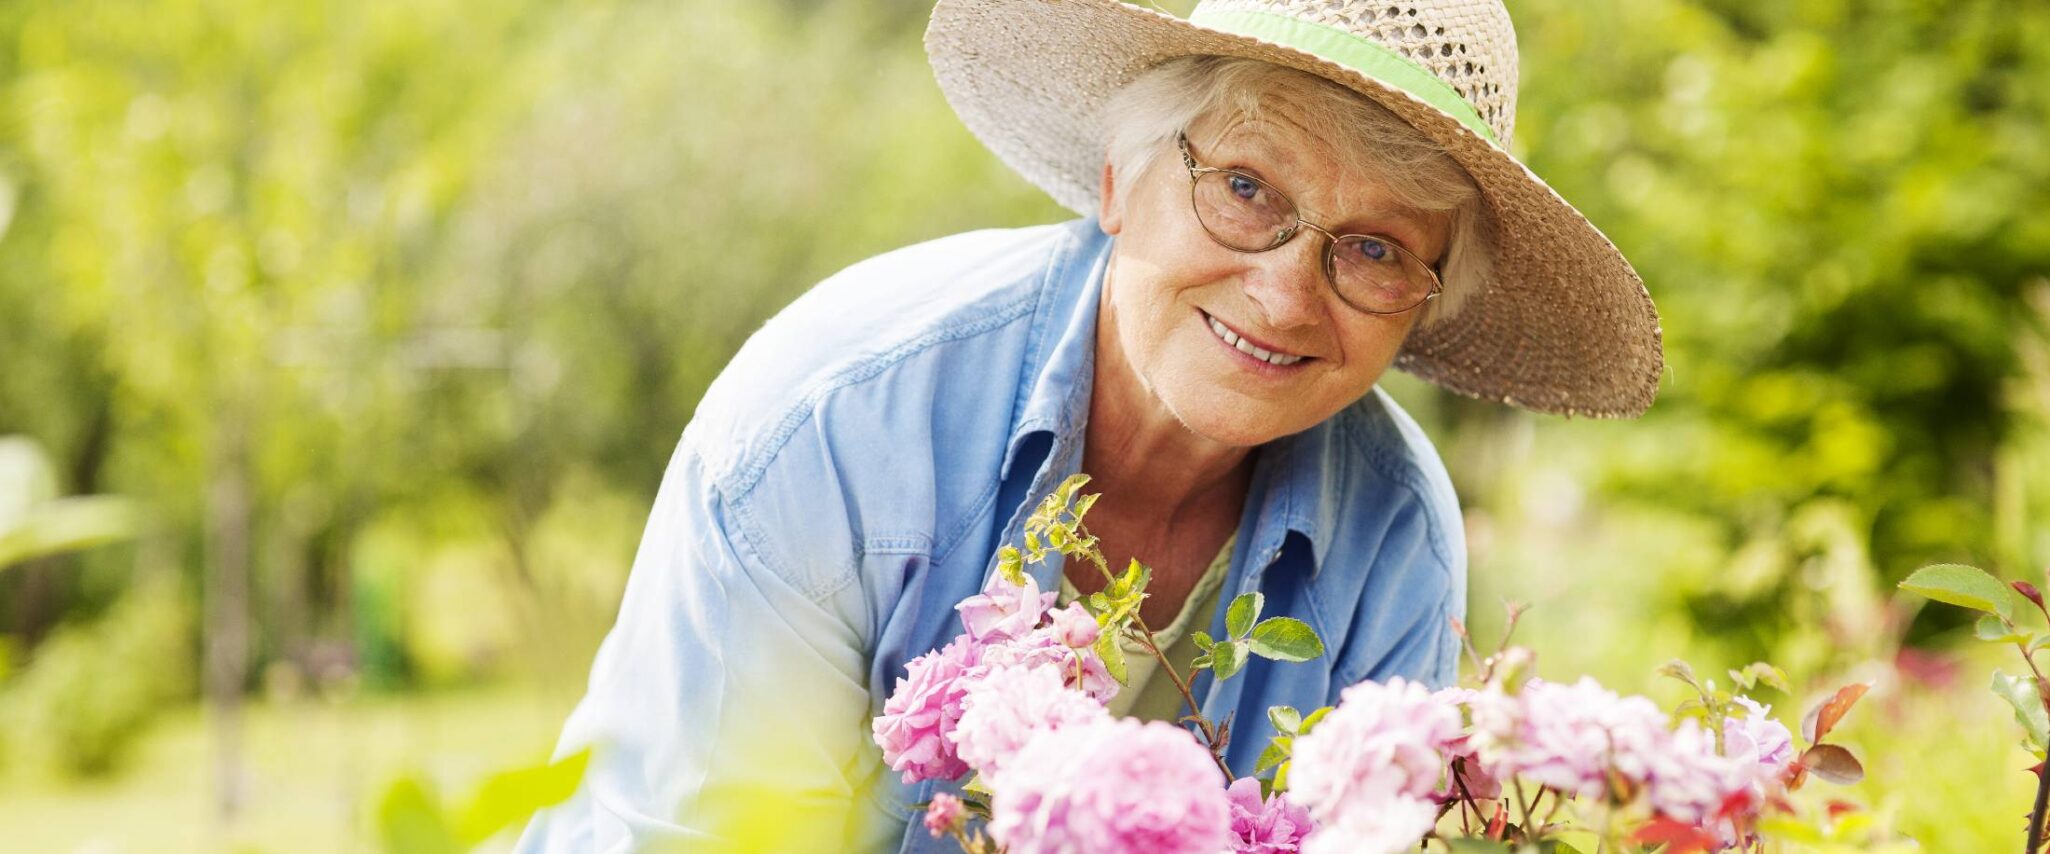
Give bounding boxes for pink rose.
[1047,601,1101,648]
[1225,777,1314,853]
[989,719,1232,854]
[923,792,965,838]
[953,664,1109,781]
[957,574,1054,643]
[871,637,981,783]
[1722,696,1794,781]
[1469,677,1671,799]
[980,625,1119,704]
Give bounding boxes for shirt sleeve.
[514,441,892,852]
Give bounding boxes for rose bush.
[876,477,1886,853]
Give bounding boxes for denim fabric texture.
[515,217,1466,853]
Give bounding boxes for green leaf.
[1226,592,1264,639]
[1191,630,1215,652]
[1212,639,1247,680]
[1254,738,1291,774]
[1657,659,1700,689]
[1248,617,1325,662]
[1267,705,1301,735]
[1095,628,1129,685]
[1298,706,1333,736]
[376,775,459,854]
[2030,634,2050,655]
[1992,670,2050,752]
[1120,559,1150,595]
[1728,661,1790,694]
[1976,614,2028,644]
[453,748,592,845]
[1900,563,2015,621]
[1071,491,1100,521]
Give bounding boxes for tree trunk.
[205,418,252,819]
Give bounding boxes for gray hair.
[1101,56,1494,327]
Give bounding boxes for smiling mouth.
[1204,312,1308,367]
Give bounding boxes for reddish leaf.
[1802,683,1871,744]
[2018,580,2046,610]
[1485,799,1508,839]
[1826,800,1862,820]
[1802,744,1866,785]
[1631,817,1718,853]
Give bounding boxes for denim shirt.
[515,217,1466,853]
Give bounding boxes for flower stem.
[2018,641,2050,854]
[1079,541,1232,781]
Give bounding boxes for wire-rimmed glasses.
[1177,132,1442,316]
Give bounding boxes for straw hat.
[926,0,1663,418]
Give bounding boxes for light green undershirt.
[1060,532,1236,722]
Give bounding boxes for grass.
[0,682,578,854]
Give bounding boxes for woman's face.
[1098,101,1452,448]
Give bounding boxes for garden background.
[0,0,2045,850]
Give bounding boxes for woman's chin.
[1160,396,1300,448]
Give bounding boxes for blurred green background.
[0,0,2045,850]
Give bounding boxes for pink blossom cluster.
[1269,675,1794,854]
[987,718,1233,854]
[1288,678,1466,854]
[870,573,1117,785]
[1466,677,1796,843]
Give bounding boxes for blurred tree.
[1500,0,2050,656]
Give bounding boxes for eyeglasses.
[1177,132,1442,316]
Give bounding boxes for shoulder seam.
[719,289,1042,503]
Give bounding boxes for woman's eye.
[1352,237,1393,262]
[1228,174,1260,201]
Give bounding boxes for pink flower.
[871,637,981,783]
[957,574,1054,643]
[1429,687,1501,803]
[1047,601,1101,648]
[1643,719,1750,826]
[1225,777,1314,853]
[980,625,1119,703]
[1469,677,1671,799]
[1301,797,1439,854]
[989,719,1231,854]
[1722,696,1793,781]
[923,793,965,838]
[1289,678,1461,812]
[953,664,1109,781]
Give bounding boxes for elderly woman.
[520,0,1660,851]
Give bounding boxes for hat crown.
[1194,0,1519,144]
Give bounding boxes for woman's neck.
[1083,285,1254,535]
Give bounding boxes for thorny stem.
[1515,780,1538,842]
[2016,635,2050,854]
[1451,762,1478,835]
[1539,787,1567,838]
[1077,536,1232,781]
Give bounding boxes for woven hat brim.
[927,0,1663,418]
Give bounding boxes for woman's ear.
[1098,160,1123,236]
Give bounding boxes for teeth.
[1206,314,1304,366]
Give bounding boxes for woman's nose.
[1239,234,1326,331]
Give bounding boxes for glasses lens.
[1192,169,1294,251]
[1330,235,1437,313]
